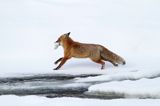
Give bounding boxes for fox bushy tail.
[100,47,126,65]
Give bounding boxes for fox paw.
[114,64,118,67]
[123,61,126,65]
[53,68,59,70]
[101,65,105,70]
[54,62,58,65]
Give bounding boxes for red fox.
[54,32,126,70]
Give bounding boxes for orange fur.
[54,32,126,70]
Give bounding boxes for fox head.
[54,32,71,49]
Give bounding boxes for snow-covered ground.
[87,77,160,99]
[0,0,160,105]
[0,95,160,106]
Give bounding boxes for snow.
[0,0,160,74]
[76,69,160,83]
[88,77,160,99]
[0,95,160,106]
[0,0,160,105]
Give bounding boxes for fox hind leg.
[91,59,105,70]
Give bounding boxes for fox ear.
[66,32,71,37]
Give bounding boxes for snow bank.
[88,77,160,99]
[0,95,160,106]
[76,69,160,83]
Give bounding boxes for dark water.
[0,74,124,99]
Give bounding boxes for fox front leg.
[54,57,63,64]
[53,58,69,70]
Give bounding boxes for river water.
[0,74,123,99]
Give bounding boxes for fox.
[54,32,126,70]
